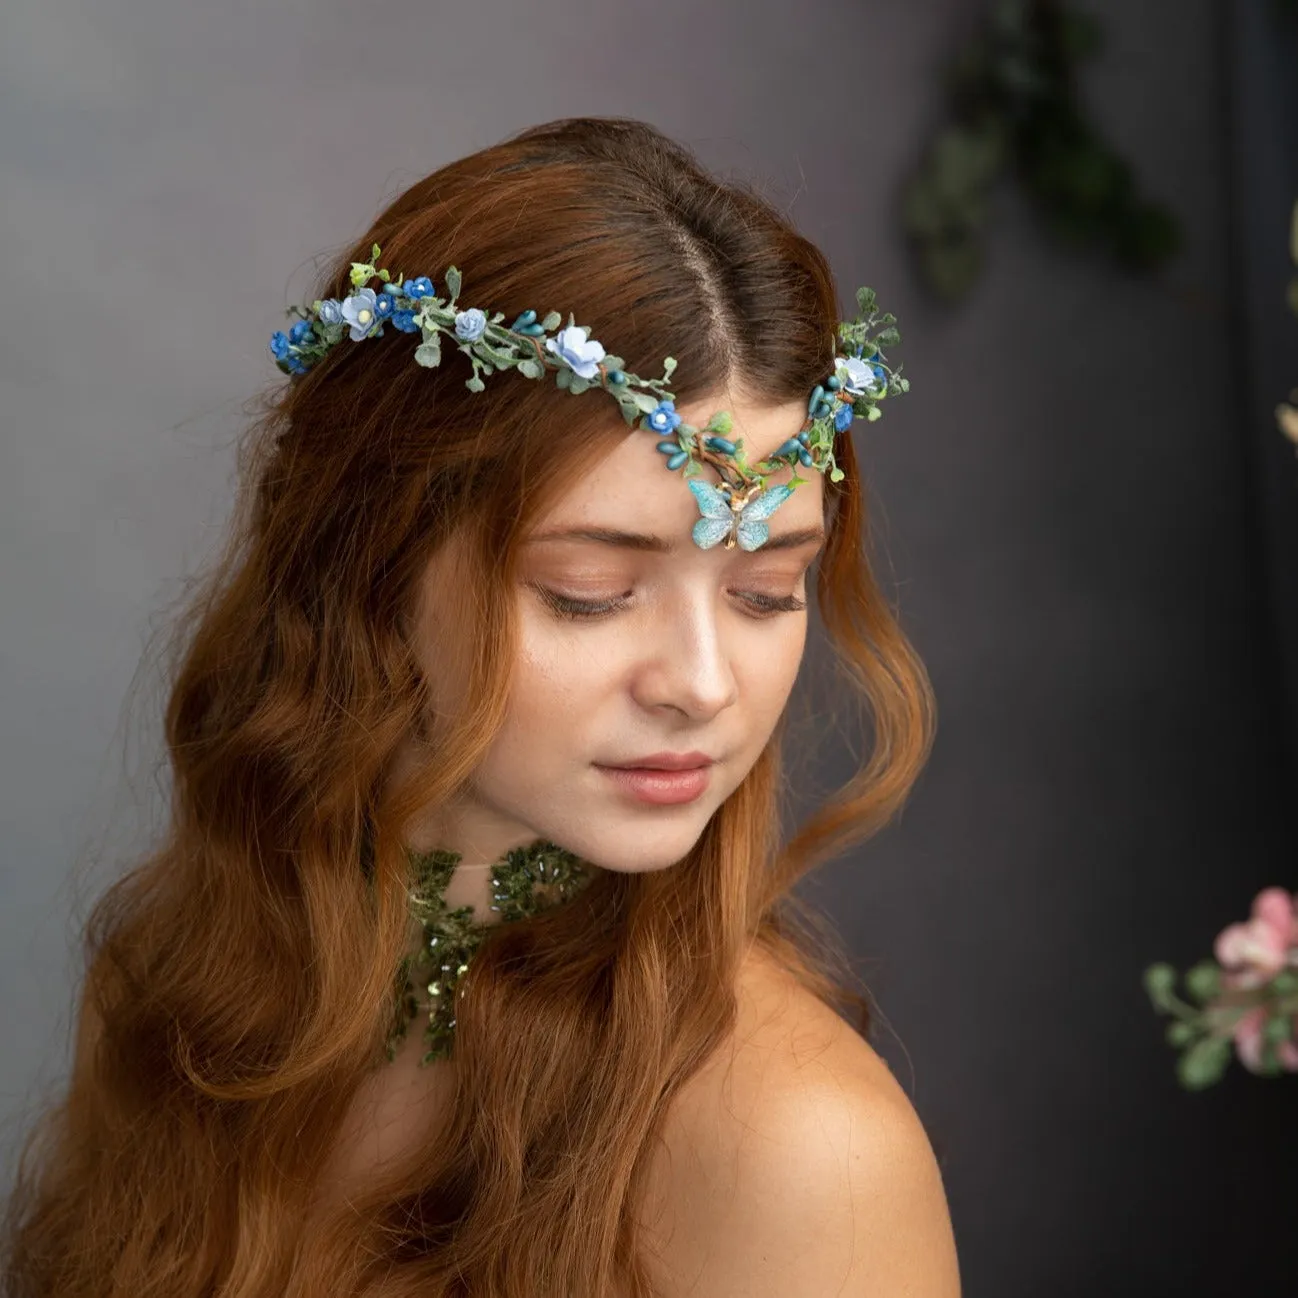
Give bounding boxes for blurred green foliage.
[902,0,1182,301]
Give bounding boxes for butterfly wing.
[687,478,733,519]
[734,485,794,552]
[739,484,794,521]
[692,517,734,550]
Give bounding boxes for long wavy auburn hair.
[2,116,937,1298]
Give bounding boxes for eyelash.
[536,587,807,622]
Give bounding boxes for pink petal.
[1250,887,1298,945]
[1214,917,1288,979]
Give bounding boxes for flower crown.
[269,244,909,552]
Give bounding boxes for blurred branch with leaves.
[902,0,1181,301]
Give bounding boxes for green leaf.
[517,359,543,380]
[876,327,902,349]
[867,406,883,422]
[829,467,845,483]
[1263,1013,1294,1045]
[568,376,591,395]
[1177,1036,1232,1090]
[629,391,661,414]
[555,367,572,390]
[464,375,485,393]
[444,266,462,302]
[541,311,562,331]
[414,340,442,368]
[371,243,381,261]
[1184,961,1222,1003]
[855,286,878,314]
[662,356,678,379]
[707,411,733,434]
[1142,963,1177,1002]
[1165,1021,1198,1047]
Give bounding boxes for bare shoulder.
[638,945,961,1297]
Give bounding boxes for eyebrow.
[524,525,827,553]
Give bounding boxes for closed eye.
[528,585,806,621]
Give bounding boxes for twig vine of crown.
[270,245,910,552]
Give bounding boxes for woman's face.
[402,385,826,879]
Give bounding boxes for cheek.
[738,618,808,728]
[489,608,613,747]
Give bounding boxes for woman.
[2,116,959,1297]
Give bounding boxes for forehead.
[526,389,826,554]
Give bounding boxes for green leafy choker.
[386,838,596,1066]
[270,244,909,553]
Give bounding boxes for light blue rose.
[455,308,487,342]
[374,292,396,318]
[341,288,381,341]
[269,331,291,360]
[544,323,606,379]
[835,354,881,396]
[401,276,435,299]
[317,299,343,325]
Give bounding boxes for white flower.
[546,324,606,380]
[836,354,882,397]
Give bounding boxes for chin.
[546,814,713,877]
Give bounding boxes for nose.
[630,589,739,719]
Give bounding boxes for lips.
[601,750,714,771]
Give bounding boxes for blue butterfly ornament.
[687,480,795,552]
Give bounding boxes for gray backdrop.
[4,0,1297,1294]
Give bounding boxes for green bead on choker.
[386,838,596,1066]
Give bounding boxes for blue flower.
[288,319,314,345]
[391,309,420,333]
[269,331,291,360]
[374,292,396,318]
[544,323,606,379]
[646,400,682,434]
[455,308,487,342]
[833,403,854,432]
[286,356,308,375]
[341,288,381,341]
[401,276,435,299]
[317,299,343,325]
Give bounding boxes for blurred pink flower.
[1230,1005,1298,1074]
[1213,886,1298,990]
